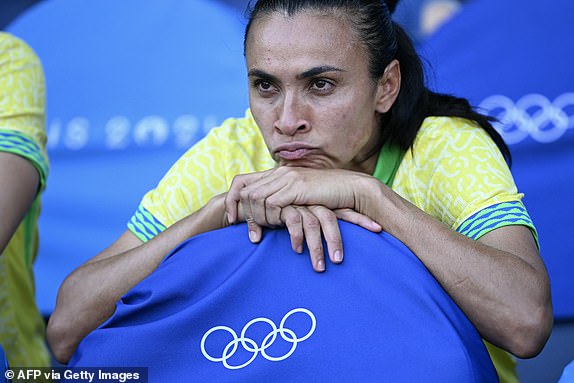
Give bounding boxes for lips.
[274,143,316,161]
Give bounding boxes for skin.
[48,10,552,363]
[0,152,40,254]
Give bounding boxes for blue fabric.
[69,222,497,382]
[0,344,8,383]
[559,360,574,383]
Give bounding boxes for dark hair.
[244,0,511,165]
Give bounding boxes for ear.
[375,59,401,114]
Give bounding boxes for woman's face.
[245,12,393,173]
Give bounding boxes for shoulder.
[413,116,500,154]
[0,32,42,70]
[211,109,265,146]
[408,116,508,173]
[0,31,46,122]
[167,109,270,179]
[394,116,519,229]
[208,109,273,170]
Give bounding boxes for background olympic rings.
[479,92,574,144]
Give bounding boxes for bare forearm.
[364,178,552,357]
[48,194,227,362]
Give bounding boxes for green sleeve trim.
[457,201,539,247]
[127,205,167,242]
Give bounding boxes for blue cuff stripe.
[460,209,531,236]
[127,205,166,242]
[457,201,534,240]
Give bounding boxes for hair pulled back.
[244,0,511,165]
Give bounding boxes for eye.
[310,79,334,93]
[253,79,278,96]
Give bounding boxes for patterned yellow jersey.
[0,32,50,368]
[129,109,534,383]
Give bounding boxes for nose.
[274,93,310,136]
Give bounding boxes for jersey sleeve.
[127,111,275,242]
[0,32,49,191]
[398,117,537,241]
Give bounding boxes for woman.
[48,1,552,381]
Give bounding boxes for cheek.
[329,107,370,144]
[250,101,273,133]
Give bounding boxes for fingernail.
[334,250,343,263]
[316,259,325,272]
[249,230,257,242]
[296,245,303,254]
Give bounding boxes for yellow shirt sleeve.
[0,32,49,190]
[128,110,275,242]
[393,116,531,233]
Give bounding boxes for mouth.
[274,143,317,161]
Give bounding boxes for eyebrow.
[297,65,344,79]
[247,65,345,82]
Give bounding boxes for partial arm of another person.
[47,194,230,363]
[225,166,553,358]
[0,152,40,254]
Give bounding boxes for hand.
[225,167,381,271]
[280,205,382,272]
[226,166,371,224]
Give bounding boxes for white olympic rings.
[479,92,574,144]
[200,307,317,370]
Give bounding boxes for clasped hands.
[224,166,382,272]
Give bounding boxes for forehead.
[245,12,367,72]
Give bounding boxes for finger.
[226,171,272,223]
[297,207,326,272]
[240,177,287,227]
[240,187,269,228]
[245,216,263,243]
[281,206,304,253]
[238,198,263,243]
[308,206,344,264]
[334,208,382,232]
[264,197,282,227]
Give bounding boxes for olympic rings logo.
[479,92,574,144]
[200,308,316,370]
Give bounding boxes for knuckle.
[285,213,302,226]
[249,188,265,201]
[266,195,281,209]
[239,188,249,200]
[308,243,324,255]
[322,209,337,221]
[230,173,246,187]
[305,217,320,229]
[289,231,304,244]
[324,233,342,245]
